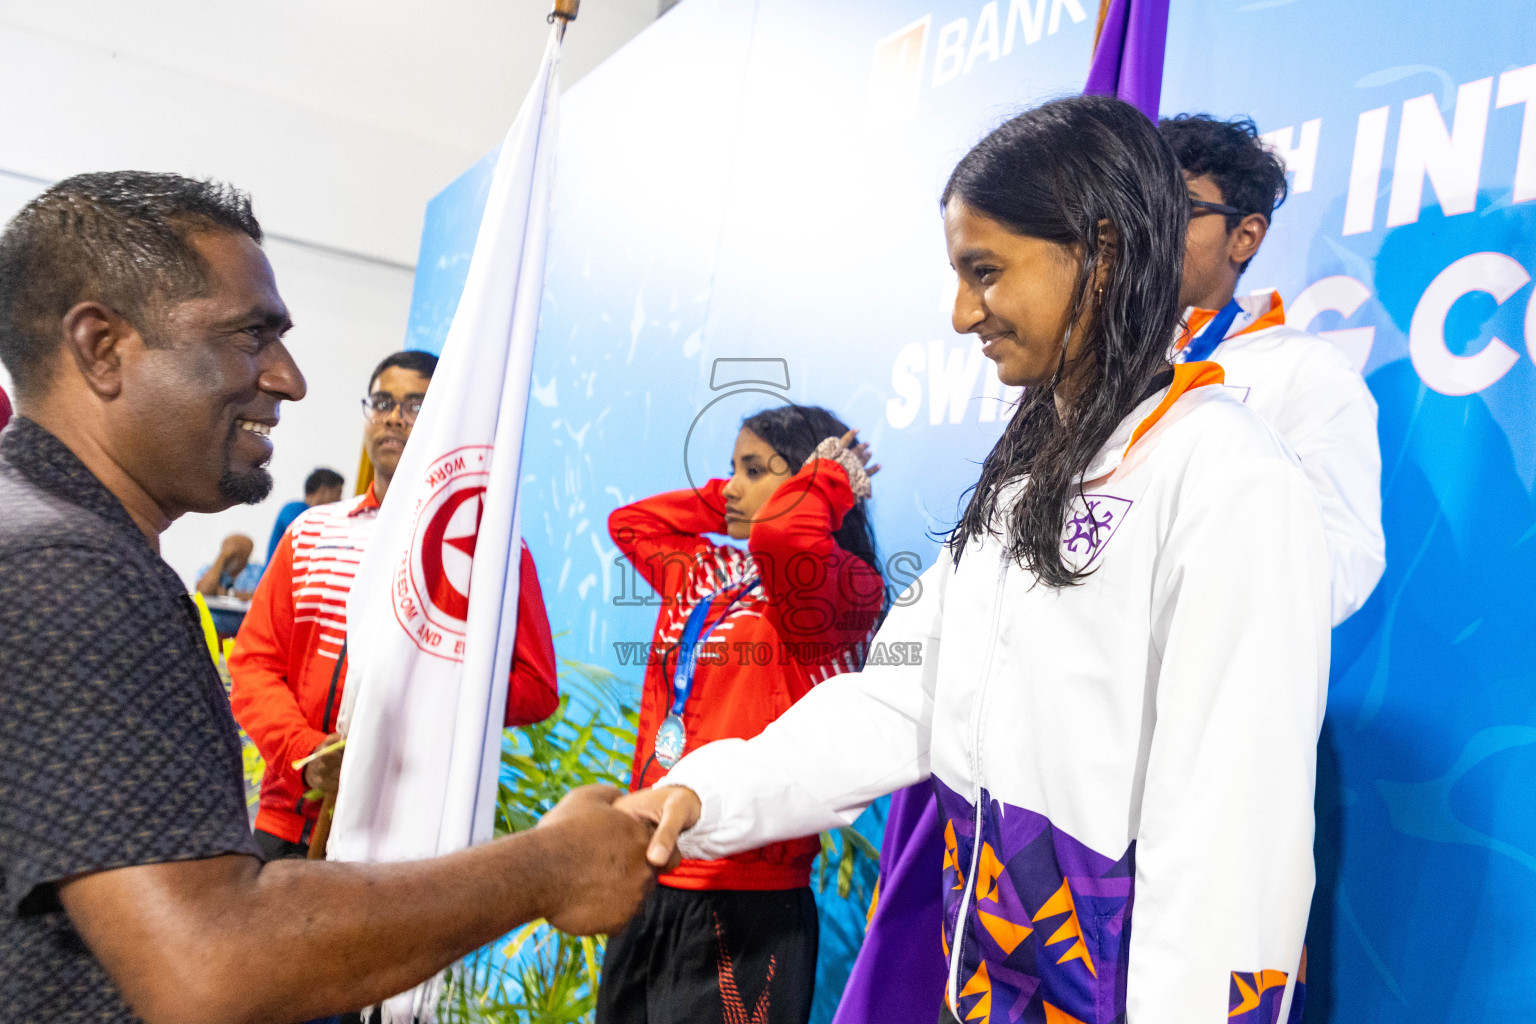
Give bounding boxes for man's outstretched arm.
[60,785,658,1024]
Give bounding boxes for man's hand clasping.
[534,785,659,936]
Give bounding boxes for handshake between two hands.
[298,733,699,936]
[528,783,704,936]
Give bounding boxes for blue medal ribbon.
[1179,298,1243,364]
[654,576,760,769]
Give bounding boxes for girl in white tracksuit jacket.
[623,95,1331,1024]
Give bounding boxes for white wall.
[0,0,660,264]
[0,0,657,584]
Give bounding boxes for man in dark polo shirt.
[0,172,659,1024]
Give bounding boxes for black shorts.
[597,885,819,1024]
[254,828,309,861]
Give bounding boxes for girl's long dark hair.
[943,94,1188,586]
[741,404,882,579]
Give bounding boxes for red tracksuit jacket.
[611,458,884,890]
[230,485,559,844]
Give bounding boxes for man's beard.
[218,465,272,504]
[217,421,273,505]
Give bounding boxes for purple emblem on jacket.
[1062,494,1133,568]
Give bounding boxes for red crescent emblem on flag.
[392,445,493,661]
[419,484,484,622]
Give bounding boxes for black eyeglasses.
[361,393,425,423]
[1190,197,1246,218]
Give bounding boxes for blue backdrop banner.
[1161,4,1536,1022]
[406,0,1536,1019]
[406,1,1095,1016]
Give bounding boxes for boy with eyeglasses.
[1160,112,1384,626]
[230,350,560,861]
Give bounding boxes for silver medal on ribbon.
[654,713,686,769]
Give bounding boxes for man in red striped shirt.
[230,350,559,860]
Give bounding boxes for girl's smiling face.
[945,200,1095,399]
[721,427,792,540]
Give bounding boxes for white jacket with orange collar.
[1178,290,1384,625]
[660,363,1330,1024]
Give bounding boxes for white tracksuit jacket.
[660,363,1331,1024]
[1182,290,1384,625]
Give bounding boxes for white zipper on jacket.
[946,546,1013,1006]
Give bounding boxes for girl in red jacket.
[596,405,885,1024]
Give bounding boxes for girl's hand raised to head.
[814,432,877,499]
[837,428,881,477]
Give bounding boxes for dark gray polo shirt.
[0,417,258,1023]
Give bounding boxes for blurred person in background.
[196,532,263,599]
[267,466,345,561]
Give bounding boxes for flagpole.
[548,0,578,41]
[1092,0,1112,48]
[307,792,337,859]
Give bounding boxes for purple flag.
[1083,0,1172,120]
[832,783,948,1024]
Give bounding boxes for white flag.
[327,24,562,1023]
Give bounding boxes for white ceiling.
[0,0,660,156]
[0,0,660,263]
